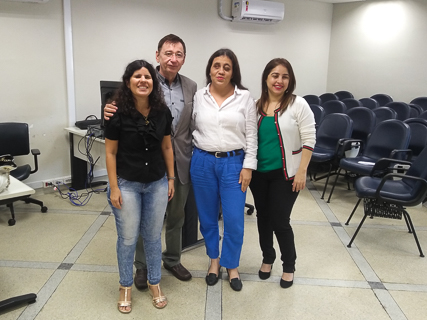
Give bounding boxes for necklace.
[265,102,280,116]
[142,114,149,125]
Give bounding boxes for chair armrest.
[375,173,427,206]
[390,149,412,161]
[369,158,412,177]
[30,149,40,174]
[335,138,363,158]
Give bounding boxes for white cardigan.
[258,95,316,179]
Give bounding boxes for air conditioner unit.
[232,0,285,24]
[4,0,49,3]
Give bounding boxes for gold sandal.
[118,285,132,314]
[147,281,168,309]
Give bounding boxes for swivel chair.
[359,98,379,110]
[319,93,338,104]
[410,97,427,112]
[408,104,423,118]
[334,90,354,100]
[384,102,410,121]
[309,104,325,130]
[0,122,47,226]
[303,94,321,106]
[341,98,362,111]
[370,93,393,106]
[373,107,397,126]
[321,100,347,116]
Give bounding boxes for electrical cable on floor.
[54,131,107,206]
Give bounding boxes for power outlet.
[43,180,64,188]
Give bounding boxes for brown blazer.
[172,74,197,185]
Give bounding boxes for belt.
[206,149,242,158]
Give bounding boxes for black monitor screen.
[100,80,121,127]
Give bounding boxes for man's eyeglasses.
[162,51,185,60]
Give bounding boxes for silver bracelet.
[168,176,176,180]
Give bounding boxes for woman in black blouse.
[104,60,174,313]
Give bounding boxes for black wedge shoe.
[258,264,273,280]
[226,268,242,291]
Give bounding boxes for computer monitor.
[100,80,121,127]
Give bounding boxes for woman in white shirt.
[190,48,258,291]
[249,58,316,288]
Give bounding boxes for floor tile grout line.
[15,212,108,320]
[307,181,407,320]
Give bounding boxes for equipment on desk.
[0,122,48,226]
[0,154,17,194]
[75,115,101,130]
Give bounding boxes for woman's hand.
[110,186,123,209]
[104,102,117,120]
[292,170,307,192]
[168,179,175,201]
[239,168,253,192]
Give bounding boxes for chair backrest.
[410,97,427,112]
[0,122,30,157]
[373,107,397,125]
[303,94,321,105]
[341,98,362,111]
[315,113,353,150]
[347,107,376,145]
[335,90,354,100]
[359,98,379,110]
[319,93,339,104]
[419,110,427,120]
[403,145,427,203]
[408,103,422,118]
[385,102,410,121]
[364,119,410,159]
[403,118,427,158]
[370,93,393,106]
[309,104,325,129]
[321,100,347,116]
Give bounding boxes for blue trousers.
[190,147,246,269]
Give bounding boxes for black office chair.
[309,104,325,130]
[359,98,379,110]
[373,107,397,126]
[410,97,427,112]
[0,122,47,226]
[341,98,362,111]
[419,110,427,120]
[408,103,423,118]
[308,113,353,199]
[403,118,427,161]
[370,93,393,106]
[346,107,376,154]
[321,100,347,116]
[327,119,411,202]
[303,94,322,105]
[346,145,427,257]
[335,90,354,100]
[385,102,410,121]
[319,93,339,104]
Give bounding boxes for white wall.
[0,0,69,187]
[327,0,427,102]
[1,0,333,187]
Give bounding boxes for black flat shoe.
[280,273,294,288]
[205,264,220,286]
[205,273,219,286]
[258,264,273,280]
[226,268,242,291]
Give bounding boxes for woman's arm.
[161,135,175,201]
[105,138,122,208]
[293,148,313,192]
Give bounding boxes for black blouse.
[104,107,173,183]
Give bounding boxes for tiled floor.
[1,178,427,320]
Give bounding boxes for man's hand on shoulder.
[104,102,117,120]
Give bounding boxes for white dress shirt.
[192,84,258,170]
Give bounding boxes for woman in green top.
[249,58,316,288]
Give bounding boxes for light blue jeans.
[107,176,168,287]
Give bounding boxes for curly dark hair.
[115,60,166,117]
[205,48,247,90]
